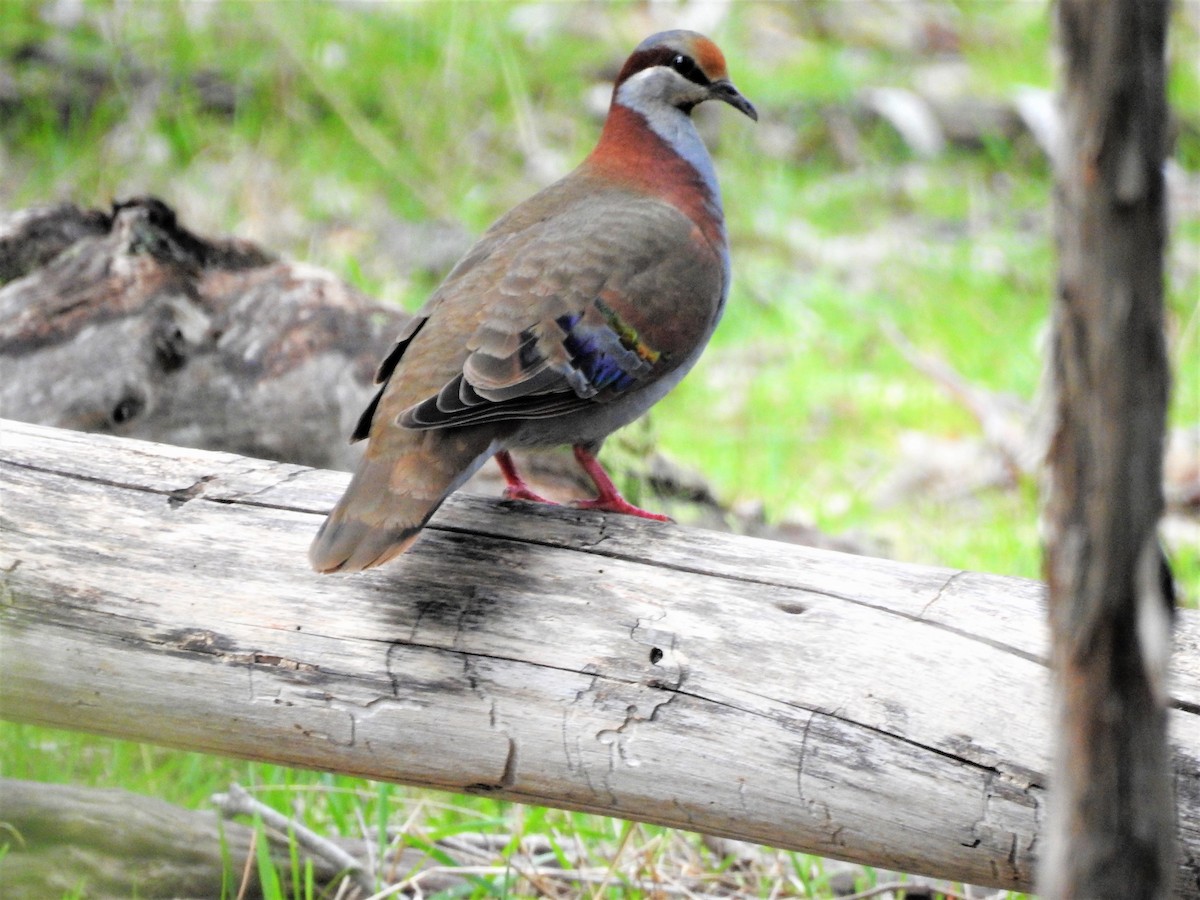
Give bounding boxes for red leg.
[572,445,672,522]
[495,450,555,504]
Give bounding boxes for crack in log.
[0,456,273,508]
[251,652,320,672]
[595,688,683,771]
[152,627,326,680]
[384,640,406,698]
[792,702,1042,858]
[795,711,816,804]
[968,770,996,851]
[919,569,968,619]
[246,666,356,747]
[461,653,524,791]
[794,722,837,844]
[773,690,1048,793]
[574,513,612,552]
[432,517,1057,670]
[671,797,696,825]
[381,637,521,790]
[561,650,693,804]
[220,463,313,503]
[561,705,602,801]
[469,735,519,793]
[168,474,217,507]
[1175,697,1200,716]
[962,771,1033,882]
[0,455,321,515]
[595,655,687,800]
[500,734,518,787]
[735,779,750,817]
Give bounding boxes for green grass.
[2,0,1197,896]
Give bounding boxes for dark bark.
[1042,1,1176,897]
[0,197,403,471]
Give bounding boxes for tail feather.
[309,511,424,573]
[309,430,495,574]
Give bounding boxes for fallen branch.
[1,420,1198,894]
[212,783,373,894]
[0,778,369,898]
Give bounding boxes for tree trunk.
[1042,0,1176,897]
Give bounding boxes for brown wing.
[363,186,723,437]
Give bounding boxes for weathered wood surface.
[0,198,404,472]
[2,420,1198,894]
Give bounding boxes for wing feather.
[398,293,662,430]
[351,315,428,442]
[374,190,721,435]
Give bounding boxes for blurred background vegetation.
[1,1,1197,897]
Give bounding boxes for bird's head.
[613,30,758,122]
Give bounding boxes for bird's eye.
[668,53,708,86]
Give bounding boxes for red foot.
[495,451,555,504]
[571,445,673,522]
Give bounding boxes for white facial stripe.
[616,67,710,116]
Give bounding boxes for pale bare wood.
[1,419,1198,894]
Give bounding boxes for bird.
[310,29,757,573]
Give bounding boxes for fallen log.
[1,419,1198,894]
[0,779,357,899]
[0,777,527,898]
[0,197,402,473]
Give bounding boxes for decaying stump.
[0,197,403,471]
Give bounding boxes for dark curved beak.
[710,80,758,121]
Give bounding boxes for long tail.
[309,430,494,573]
